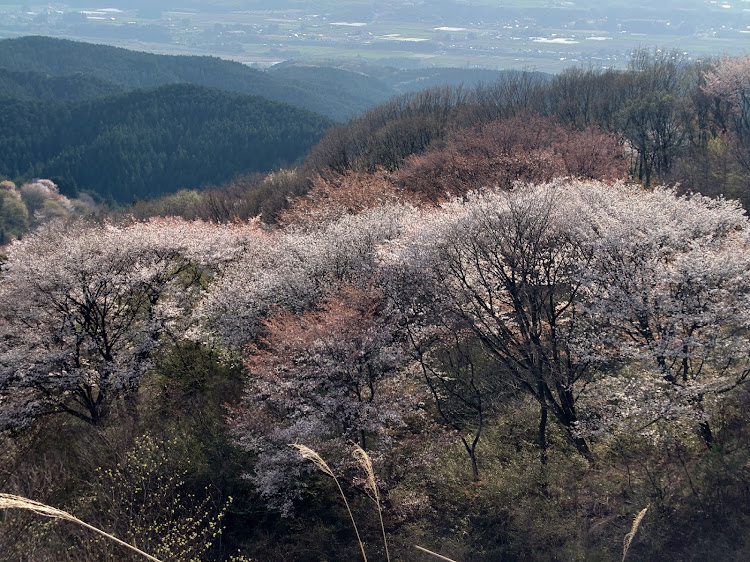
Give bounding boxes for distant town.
[1,0,749,71]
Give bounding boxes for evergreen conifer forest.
[2,41,750,561]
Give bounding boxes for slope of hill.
[268,59,538,97]
[0,37,550,121]
[0,36,551,206]
[0,83,332,203]
[0,68,124,103]
[266,64,396,120]
[0,36,378,121]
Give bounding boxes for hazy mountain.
[0,67,124,102]
[0,36,384,121]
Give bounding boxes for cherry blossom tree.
[382,179,750,457]
[578,186,750,445]
[229,286,412,514]
[381,181,604,459]
[0,217,255,430]
[197,203,413,349]
[702,55,750,172]
[381,231,504,474]
[19,179,74,223]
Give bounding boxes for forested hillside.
[0,36,525,207]
[0,36,530,120]
[0,83,331,203]
[143,48,748,227]
[267,60,530,102]
[2,50,750,562]
[0,36,391,121]
[0,68,123,103]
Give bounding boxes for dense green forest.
[0,36,526,120]
[0,37,528,209]
[0,36,368,121]
[2,48,750,562]
[0,68,124,103]
[0,83,331,203]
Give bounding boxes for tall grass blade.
[414,544,458,561]
[291,443,368,562]
[352,442,390,562]
[622,504,649,562]
[0,493,163,562]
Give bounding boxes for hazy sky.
[2,0,748,72]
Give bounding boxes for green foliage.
[703,134,750,209]
[376,396,750,561]
[0,84,331,203]
[79,433,229,562]
[0,188,29,244]
[146,342,245,446]
[0,35,374,121]
[0,67,124,103]
[142,342,261,553]
[0,338,255,561]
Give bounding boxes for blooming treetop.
[0,217,260,429]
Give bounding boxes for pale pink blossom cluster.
[1,178,748,511]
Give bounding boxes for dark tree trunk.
[539,405,548,466]
[698,420,714,450]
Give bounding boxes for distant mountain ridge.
[0,36,533,121]
[0,36,376,121]
[0,35,542,203]
[0,67,124,103]
[269,59,538,96]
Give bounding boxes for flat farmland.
[1,1,748,70]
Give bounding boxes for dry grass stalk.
[291,443,336,478]
[622,504,649,562]
[352,443,378,501]
[0,493,163,562]
[352,442,390,562]
[414,544,458,561]
[290,443,368,562]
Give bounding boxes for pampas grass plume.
[622,504,649,561]
[352,442,390,562]
[291,443,368,562]
[0,493,163,562]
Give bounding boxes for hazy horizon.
[1,0,749,72]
